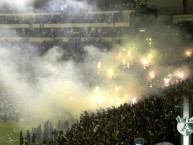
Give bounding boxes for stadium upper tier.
[0,10,134,42]
[0,10,133,25]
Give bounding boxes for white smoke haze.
[0,0,94,13]
[0,0,35,12]
[46,0,95,12]
[0,0,191,126]
[0,40,149,123]
[0,32,191,124]
[0,44,88,121]
[0,46,35,99]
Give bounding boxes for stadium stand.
[21,76,193,145]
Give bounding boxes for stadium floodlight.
[139,29,146,32]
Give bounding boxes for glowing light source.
[94,86,100,92]
[164,78,170,87]
[146,37,152,41]
[115,86,120,92]
[107,68,114,80]
[185,50,192,58]
[142,58,149,69]
[139,29,146,32]
[177,72,184,79]
[95,96,104,105]
[148,54,153,60]
[142,59,148,65]
[124,94,129,99]
[127,63,130,68]
[132,97,136,104]
[97,61,101,74]
[122,58,126,65]
[98,61,101,69]
[118,53,122,59]
[149,71,155,79]
[128,51,131,58]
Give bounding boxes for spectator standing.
[19,131,24,145]
[24,137,28,145]
[31,132,36,144]
[26,130,31,145]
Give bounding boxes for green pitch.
[0,121,35,145]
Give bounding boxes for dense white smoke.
[45,0,95,12]
[0,42,150,122]
[0,0,191,124]
[0,0,35,12]
[0,0,94,12]
[0,44,94,121]
[0,20,191,123]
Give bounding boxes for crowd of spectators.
[0,1,157,48]
[0,27,130,38]
[20,75,193,145]
[0,10,130,47]
[0,3,190,144]
[0,0,141,13]
[0,39,113,62]
[62,78,193,145]
[97,1,137,11]
[60,0,138,12]
[0,11,126,24]
[19,119,76,145]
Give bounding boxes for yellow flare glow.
[149,71,155,79]
[115,86,120,92]
[132,98,136,104]
[70,96,75,101]
[146,37,152,41]
[186,50,192,57]
[142,58,149,65]
[107,68,114,80]
[124,94,128,99]
[97,61,101,74]
[142,58,149,69]
[178,72,184,79]
[164,78,170,86]
[127,63,130,68]
[122,58,126,65]
[128,52,131,58]
[139,29,146,32]
[148,54,153,59]
[118,53,122,59]
[95,96,104,104]
[98,61,101,69]
[94,86,100,92]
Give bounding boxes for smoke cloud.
[0,0,191,124]
[0,0,94,13]
[45,0,95,12]
[0,30,190,123]
[0,42,149,122]
[0,0,35,12]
